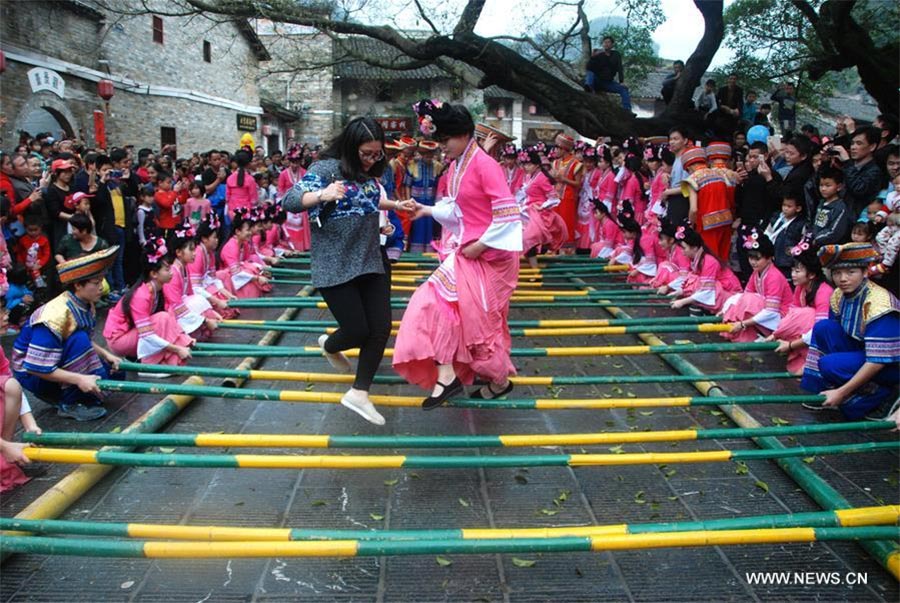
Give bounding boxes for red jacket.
[15,233,51,270]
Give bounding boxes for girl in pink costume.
[500,143,525,194]
[671,226,741,314]
[589,200,623,259]
[617,152,648,224]
[103,238,194,368]
[218,208,272,299]
[651,220,690,294]
[646,145,673,220]
[225,150,258,220]
[767,241,833,374]
[187,215,239,319]
[575,146,603,253]
[519,148,567,269]
[163,223,222,341]
[394,99,523,408]
[720,228,793,342]
[277,146,311,251]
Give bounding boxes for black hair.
[413,99,475,140]
[705,79,716,87]
[321,116,387,182]
[741,227,775,258]
[785,136,813,159]
[659,219,679,239]
[679,226,723,266]
[109,148,128,164]
[189,180,203,193]
[781,193,804,213]
[602,35,615,43]
[69,213,93,234]
[233,150,251,187]
[884,143,899,159]
[673,60,684,67]
[792,250,824,307]
[759,103,772,110]
[592,198,613,218]
[658,147,675,166]
[167,231,196,257]
[525,150,555,184]
[7,265,29,286]
[618,205,643,264]
[668,126,688,139]
[156,170,173,182]
[196,219,217,240]
[231,209,252,233]
[877,114,899,140]
[818,166,844,184]
[120,241,168,326]
[597,145,613,164]
[24,214,42,228]
[851,126,881,147]
[851,220,876,241]
[94,154,112,169]
[749,141,767,153]
[138,184,155,198]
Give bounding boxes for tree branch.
[453,0,486,35]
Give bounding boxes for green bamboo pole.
[223,316,722,329]
[119,361,793,386]
[227,298,667,309]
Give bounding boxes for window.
[375,84,393,102]
[152,16,164,44]
[203,40,211,63]
[160,126,176,148]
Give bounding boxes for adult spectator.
[873,114,899,167]
[716,73,743,118]
[660,60,684,105]
[770,83,797,134]
[586,35,631,111]
[202,149,229,230]
[89,154,131,300]
[742,91,758,123]
[833,126,885,219]
[760,136,815,202]
[695,79,717,116]
[661,127,691,224]
[733,141,782,277]
[8,154,44,228]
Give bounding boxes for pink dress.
[218,237,270,298]
[393,141,523,389]
[771,282,834,374]
[521,171,567,253]
[626,230,660,285]
[278,167,311,251]
[503,166,525,195]
[163,259,216,338]
[590,217,623,259]
[103,282,193,366]
[0,349,28,493]
[650,245,690,291]
[575,168,602,249]
[617,171,646,223]
[680,251,742,313]
[188,245,239,319]
[225,170,259,219]
[721,264,793,341]
[647,170,670,219]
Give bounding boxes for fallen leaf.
[608,445,624,454]
[383,478,399,486]
[633,490,646,504]
[311,500,328,507]
[802,456,816,464]
[409,472,420,479]
[435,556,453,566]
[458,498,470,507]
[665,469,677,478]
[305,383,315,391]
[369,513,384,521]
[735,462,749,475]
[639,411,654,417]
[110,426,122,434]
[540,508,558,516]
[512,557,537,568]
[514,475,529,485]
[754,480,769,493]
[770,417,790,426]
[120,581,135,589]
[667,495,679,501]
[158,447,175,454]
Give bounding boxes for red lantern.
[97,79,115,101]
[528,104,538,115]
[0,50,6,75]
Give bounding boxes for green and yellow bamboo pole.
[227,298,666,310]
[270,264,627,278]
[25,421,893,450]
[4,506,896,542]
[223,316,722,329]
[217,321,734,337]
[22,441,900,470]
[189,341,777,359]
[120,361,794,387]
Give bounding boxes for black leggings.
[318,266,392,391]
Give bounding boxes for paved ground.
[1,273,898,602]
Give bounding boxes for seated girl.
[218,208,272,299]
[187,214,239,319]
[519,148,567,270]
[1,309,41,493]
[589,199,623,259]
[720,227,793,342]
[163,223,223,340]
[671,225,741,314]
[103,238,194,370]
[767,239,833,374]
[650,220,690,295]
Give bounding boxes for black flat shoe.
[422,377,463,410]
[470,381,514,400]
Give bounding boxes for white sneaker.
[340,390,386,426]
[137,372,174,379]
[318,334,352,373]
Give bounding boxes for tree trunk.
[664,0,724,115]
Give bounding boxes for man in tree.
[661,60,684,105]
[586,35,631,111]
[716,73,743,119]
[770,82,797,135]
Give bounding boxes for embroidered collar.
[448,137,478,199]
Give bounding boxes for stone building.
[0,0,278,154]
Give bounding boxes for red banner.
[376,117,411,133]
[93,110,107,149]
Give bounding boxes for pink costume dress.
[103,282,193,366]
[575,167,602,250]
[163,258,216,338]
[590,216,623,259]
[251,232,275,259]
[521,170,567,254]
[617,171,646,224]
[721,264,793,341]
[218,237,271,299]
[647,170,670,220]
[225,170,259,219]
[277,167,311,251]
[771,282,834,374]
[393,141,523,389]
[626,230,660,285]
[650,244,690,292]
[503,165,525,195]
[188,244,239,319]
[680,251,742,313]
[0,348,29,493]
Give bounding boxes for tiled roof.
[333,37,450,80]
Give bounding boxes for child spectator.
[184,180,211,229]
[5,266,34,328]
[764,193,806,278]
[870,211,900,293]
[810,168,851,247]
[135,185,156,246]
[15,216,51,289]
[884,173,900,212]
[153,171,181,235]
[850,221,876,243]
[866,200,889,225]
[696,79,718,115]
[254,172,276,204]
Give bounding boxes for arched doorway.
[19,106,74,140]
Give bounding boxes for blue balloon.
[747,125,769,145]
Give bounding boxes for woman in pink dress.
[651,220,690,294]
[218,208,272,299]
[646,145,673,220]
[617,153,648,224]
[394,99,523,407]
[575,146,603,253]
[225,150,258,220]
[103,238,194,369]
[187,215,239,319]
[500,143,525,194]
[163,223,223,341]
[277,146,311,251]
[589,200,623,259]
[520,148,567,269]
[720,228,793,342]
[767,242,834,374]
[594,145,618,214]
[671,226,741,314]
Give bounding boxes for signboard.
[526,127,563,144]
[27,67,65,98]
[376,117,411,133]
[93,110,106,149]
[236,114,258,132]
